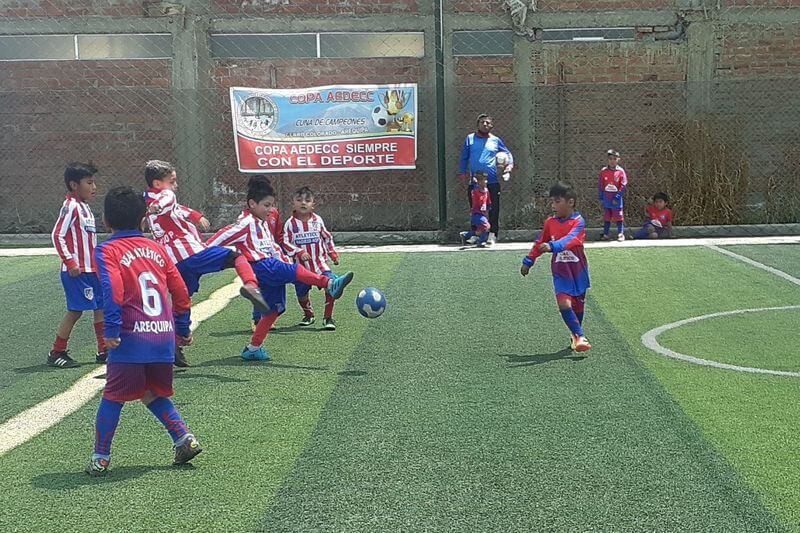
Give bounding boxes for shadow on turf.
[209,325,316,338]
[12,362,96,374]
[193,356,329,371]
[500,348,586,367]
[33,464,192,489]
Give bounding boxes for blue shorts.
[295,270,333,299]
[61,271,103,312]
[176,246,236,296]
[470,214,490,232]
[252,258,299,315]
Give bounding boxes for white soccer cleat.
[487,232,497,245]
[466,235,479,245]
[617,233,625,242]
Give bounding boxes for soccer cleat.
[322,317,336,331]
[571,334,592,352]
[241,345,271,361]
[174,345,189,368]
[466,235,479,245]
[85,455,110,477]
[328,271,354,300]
[95,350,108,364]
[47,350,79,368]
[487,232,497,245]
[459,231,469,246]
[173,434,202,465]
[239,284,271,314]
[299,315,315,327]
[476,242,487,248]
[600,234,611,241]
[617,232,625,242]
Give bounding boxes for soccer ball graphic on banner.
[371,105,391,128]
[356,288,386,318]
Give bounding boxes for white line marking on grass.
[707,245,800,287]
[0,279,243,456]
[641,306,800,377]
[3,235,800,257]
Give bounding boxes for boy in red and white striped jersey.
[143,160,270,367]
[283,187,343,330]
[48,162,106,368]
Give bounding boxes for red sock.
[94,321,106,353]
[233,255,258,287]
[295,265,329,289]
[298,296,314,317]
[324,293,335,319]
[250,311,280,347]
[52,335,69,352]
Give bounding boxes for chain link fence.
[1,1,798,238]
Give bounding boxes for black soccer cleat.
[173,434,202,465]
[299,315,315,327]
[47,350,79,368]
[95,350,108,364]
[240,284,270,314]
[174,345,189,368]
[85,455,110,477]
[322,317,336,331]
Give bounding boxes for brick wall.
[207,58,436,231]
[212,0,420,15]
[0,0,147,17]
[453,0,673,13]
[0,60,173,232]
[718,23,800,78]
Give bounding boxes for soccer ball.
[495,152,508,165]
[371,106,391,128]
[356,288,386,318]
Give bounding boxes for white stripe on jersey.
[207,210,286,263]
[145,189,206,263]
[51,196,97,272]
[284,213,335,274]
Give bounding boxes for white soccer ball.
[371,106,391,128]
[356,288,386,319]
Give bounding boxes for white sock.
[247,344,259,351]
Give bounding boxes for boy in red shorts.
[86,186,201,476]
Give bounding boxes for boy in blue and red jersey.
[87,187,201,476]
[633,192,673,239]
[521,182,591,352]
[459,171,492,248]
[598,149,628,242]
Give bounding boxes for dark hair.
[104,186,146,231]
[476,113,493,125]
[144,160,175,187]
[293,186,314,199]
[247,175,275,204]
[549,181,577,203]
[64,162,97,191]
[653,192,669,203]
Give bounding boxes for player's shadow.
[194,356,328,372]
[208,325,316,338]
[12,362,94,374]
[32,464,186,489]
[173,372,249,384]
[337,370,367,377]
[500,349,586,367]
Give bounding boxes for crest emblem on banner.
[238,94,278,137]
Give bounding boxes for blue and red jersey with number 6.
[95,231,191,364]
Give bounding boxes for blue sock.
[146,397,189,444]
[617,221,624,235]
[603,221,611,235]
[478,231,489,244]
[560,308,584,336]
[94,398,123,457]
[576,311,584,325]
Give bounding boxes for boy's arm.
[458,136,470,177]
[149,189,177,214]
[95,245,124,341]
[273,210,285,247]
[522,221,551,268]
[281,220,303,257]
[598,171,604,200]
[319,218,339,263]
[206,220,247,248]
[164,252,192,337]
[550,217,586,253]
[619,168,628,193]
[182,205,205,225]
[51,202,79,272]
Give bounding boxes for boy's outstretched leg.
[232,254,271,313]
[143,392,202,465]
[295,264,353,300]
[86,397,124,476]
[242,311,280,361]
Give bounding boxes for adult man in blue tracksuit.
[458,114,513,245]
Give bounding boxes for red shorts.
[103,362,174,402]
[556,292,586,309]
[603,208,624,222]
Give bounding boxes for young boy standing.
[87,186,200,476]
[521,182,591,352]
[283,187,344,330]
[598,149,628,242]
[143,160,270,366]
[49,162,106,368]
[207,177,354,360]
[459,171,492,248]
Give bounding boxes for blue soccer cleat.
[328,271,354,300]
[241,346,271,361]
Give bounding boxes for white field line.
[640,245,800,376]
[3,235,799,257]
[0,279,243,456]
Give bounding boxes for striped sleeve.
[206,219,249,248]
[524,219,552,266]
[51,200,78,270]
[281,218,303,257]
[95,243,124,339]
[152,189,177,214]
[318,216,338,259]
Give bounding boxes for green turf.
[258,252,780,531]
[0,256,235,423]
[659,308,800,371]
[0,253,403,532]
[725,244,800,279]
[590,245,800,531]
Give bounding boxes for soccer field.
[1,243,799,532]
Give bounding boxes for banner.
[230,84,417,173]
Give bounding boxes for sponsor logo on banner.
[230,84,417,172]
